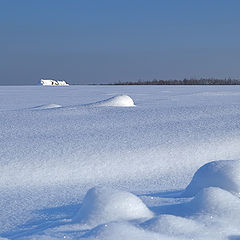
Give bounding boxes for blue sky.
[1,0,240,85]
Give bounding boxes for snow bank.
[73,187,153,227]
[183,160,240,197]
[87,95,135,107]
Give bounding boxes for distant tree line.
[108,78,240,85]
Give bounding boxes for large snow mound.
[183,160,240,197]
[87,95,135,107]
[73,187,153,227]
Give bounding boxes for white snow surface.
[0,85,240,239]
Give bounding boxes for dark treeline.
[108,78,240,85]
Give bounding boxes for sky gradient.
[1,0,240,85]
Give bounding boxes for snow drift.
[32,104,62,110]
[86,95,135,107]
[73,187,153,227]
[183,160,240,197]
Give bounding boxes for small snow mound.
[82,222,168,240]
[32,104,62,110]
[142,214,202,235]
[183,160,240,197]
[73,187,153,227]
[89,95,135,107]
[186,187,240,216]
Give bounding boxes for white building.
[39,79,69,86]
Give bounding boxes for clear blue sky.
[1,0,240,85]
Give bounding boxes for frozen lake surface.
[0,85,240,239]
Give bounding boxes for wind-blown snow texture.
[0,85,240,239]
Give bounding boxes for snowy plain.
[0,85,240,239]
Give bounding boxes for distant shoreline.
[1,78,240,86]
[99,78,240,86]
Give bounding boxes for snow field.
[0,85,240,239]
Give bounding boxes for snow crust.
[0,85,240,239]
[73,187,153,227]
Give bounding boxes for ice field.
[0,85,240,239]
